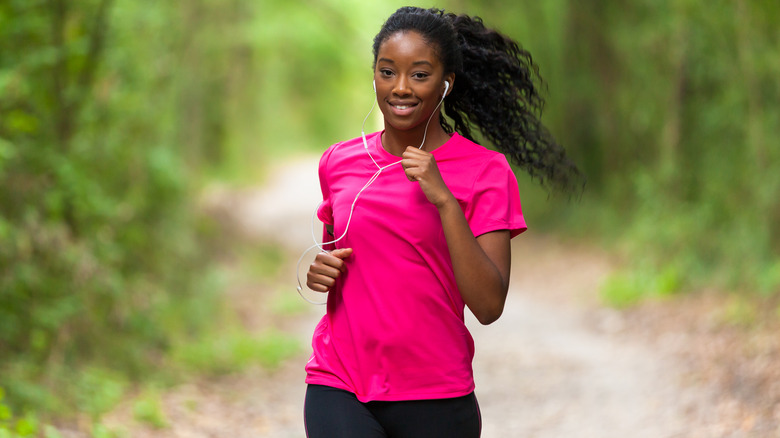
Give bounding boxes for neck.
[382,116,450,156]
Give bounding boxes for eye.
[379,69,393,77]
[412,72,429,80]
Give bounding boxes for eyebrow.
[377,57,434,67]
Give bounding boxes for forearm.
[437,197,509,325]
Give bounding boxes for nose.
[392,76,411,97]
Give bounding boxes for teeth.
[394,104,411,110]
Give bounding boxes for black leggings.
[304,384,481,438]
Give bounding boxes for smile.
[388,101,420,118]
[391,103,417,110]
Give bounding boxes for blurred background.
[1,0,778,435]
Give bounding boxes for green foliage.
[89,423,121,438]
[43,426,64,438]
[0,0,231,422]
[471,0,780,296]
[244,244,286,280]
[602,1,776,293]
[172,329,300,376]
[1,364,131,428]
[1,0,778,429]
[0,388,42,438]
[600,265,681,309]
[73,368,127,420]
[132,389,168,429]
[271,288,309,316]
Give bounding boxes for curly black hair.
[373,7,584,194]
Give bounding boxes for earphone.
[295,79,451,304]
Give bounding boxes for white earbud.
[373,80,376,93]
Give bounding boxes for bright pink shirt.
[305,131,526,402]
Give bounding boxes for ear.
[443,74,455,97]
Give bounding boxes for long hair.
[373,7,584,194]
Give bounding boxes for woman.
[303,7,582,437]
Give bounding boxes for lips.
[388,101,418,116]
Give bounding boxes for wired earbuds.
[296,79,451,304]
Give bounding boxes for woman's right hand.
[306,248,353,292]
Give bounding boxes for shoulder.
[321,134,366,160]
[442,132,512,173]
[447,133,506,161]
[319,133,376,171]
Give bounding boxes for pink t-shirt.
[305,131,526,402]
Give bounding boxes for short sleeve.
[316,145,336,226]
[466,154,527,239]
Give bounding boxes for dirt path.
[108,156,774,437]
[469,239,718,438]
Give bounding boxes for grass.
[132,389,168,430]
[171,329,300,376]
[599,265,682,309]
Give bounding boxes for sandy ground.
[103,156,778,438]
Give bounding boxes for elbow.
[465,278,509,325]
[474,302,504,325]
[476,311,502,325]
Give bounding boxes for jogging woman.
[303,7,582,437]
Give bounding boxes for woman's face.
[374,31,453,133]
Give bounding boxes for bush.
[0,0,227,415]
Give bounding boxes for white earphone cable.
[296,82,449,304]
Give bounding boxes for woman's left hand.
[401,146,453,208]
